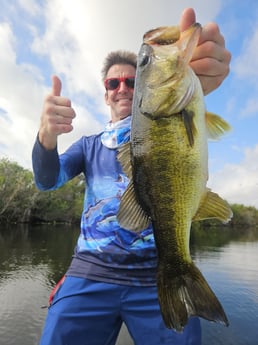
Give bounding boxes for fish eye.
[140,54,150,67]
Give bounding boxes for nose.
[117,80,128,92]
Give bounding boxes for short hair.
[101,50,137,82]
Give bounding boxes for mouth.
[116,97,132,103]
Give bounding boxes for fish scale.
[141,117,200,258]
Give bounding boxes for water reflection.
[192,230,258,345]
[0,224,258,345]
[0,224,77,345]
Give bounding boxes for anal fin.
[193,188,233,223]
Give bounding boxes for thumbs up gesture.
[39,76,76,149]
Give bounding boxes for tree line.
[0,158,258,228]
[0,158,84,224]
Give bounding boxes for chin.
[120,114,131,120]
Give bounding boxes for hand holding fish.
[38,75,76,150]
[180,8,231,95]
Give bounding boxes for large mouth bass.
[117,23,232,332]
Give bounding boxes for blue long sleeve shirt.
[32,133,157,286]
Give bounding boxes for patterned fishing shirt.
[32,117,157,286]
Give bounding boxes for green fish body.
[117,23,232,332]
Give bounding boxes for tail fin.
[157,262,229,332]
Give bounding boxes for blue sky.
[0,0,257,208]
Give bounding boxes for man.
[33,8,231,345]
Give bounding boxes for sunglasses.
[104,76,135,91]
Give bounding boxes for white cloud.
[209,144,258,208]
[17,0,41,16]
[0,22,16,62]
[31,0,223,97]
[239,98,258,119]
[233,26,258,82]
[0,21,46,168]
[230,23,258,132]
[57,103,103,154]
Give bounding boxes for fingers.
[190,22,231,95]
[51,75,62,96]
[179,7,196,32]
[50,75,71,108]
[179,8,231,95]
[190,49,231,95]
[190,59,230,95]
[43,94,75,131]
[39,76,76,149]
[198,23,225,47]
[191,40,227,64]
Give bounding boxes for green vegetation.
[0,158,258,228]
[0,158,84,224]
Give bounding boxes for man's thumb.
[51,75,62,96]
[179,8,196,32]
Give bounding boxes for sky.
[0,0,258,208]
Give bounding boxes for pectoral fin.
[117,181,151,232]
[117,142,133,179]
[193,188,233,223]
[181,109,196,147]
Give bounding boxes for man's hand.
[38,76,76,150]
[180,8,231,95]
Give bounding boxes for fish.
[117,23,233,332]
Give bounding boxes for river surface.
[0,224,258,345]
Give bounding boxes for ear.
[104,91,110,105]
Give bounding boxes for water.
[0,224,258,345]
[195,240,258,344]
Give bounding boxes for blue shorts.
[39,276,201,345]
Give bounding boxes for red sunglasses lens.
[105,79,119,90]
[105,77,135,90]
[125,77,135,89]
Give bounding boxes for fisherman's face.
[104,64,136,123]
